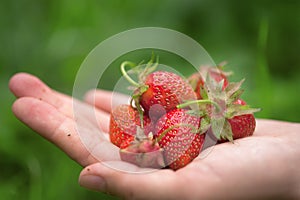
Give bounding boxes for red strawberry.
[119,136,165,168]
[119,136,135,150]
[109,104,153,147]
[228,113,256,139]
[209,68,229,89]
[227,99,256,140]
[217,99,257,142]
[188,73,205,99]
[188,66,229,99]
[179,76,260,143]
[139,71,197,119]
[155,108,206,170]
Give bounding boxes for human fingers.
[12,97,120,166]
[255,118,300,137]
[9,72,74,117]
[84,89,130,113]
[9,72,110,132]
[78,119,300,199]
[79,162,186,200]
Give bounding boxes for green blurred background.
[1,0,299,199]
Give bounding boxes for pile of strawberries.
[109,56,259,170]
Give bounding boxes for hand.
[9,72,124,166]
[9,73,300,199]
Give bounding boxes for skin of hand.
[9,73,300,200]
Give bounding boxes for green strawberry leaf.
[216,61,233,76]
[227,88,244,105]
[216,79,225,93]
[200,84,209,99]
[225,105,261,118]
[219,120,234,142]
[199,117,211,134]
[211,117,234,141]
[138,53,158,83]
[225,79,245,100]
[211,117,226,140]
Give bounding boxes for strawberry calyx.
[121,55,159,127]
[179,68,261,142]
[119,127,165,168]
[176,100,219,136]
[199,62,232,82]
[223,80,261,118]
[120,54,158,88]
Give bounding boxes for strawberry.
[227,113,256,140]
[155,108,206,170]
[178,76,260,142]
[188,66,230,100]
[224,99,256,140]
[109,104,153,147]
[139,71,197,119]
[188,73,205,99]
[116,55,260,171]
[119,136,135,150]
[214,94,259,142]
[209,68,229,89]
[120,56,197,120]
[119,135,165,168]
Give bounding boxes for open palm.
[9,73,300,199]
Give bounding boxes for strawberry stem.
[120,61,140,87]
[120,55,159,131]
[176,99,221,111]
[134,95,145,129]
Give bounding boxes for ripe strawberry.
[179,76,260,142]
[119,136,135,150]
[209,68,229,89]
[226,99,256,140]
[139,71,197,119]
[119,136,165,168]
[228,113,256,139]
[120,56,197,120]
[155,108,206,170]
[188,66,229,99]
[215,98,258,142]
[188,73,205,99]
[109,104,153,147]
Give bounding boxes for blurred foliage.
[0,0,299,199]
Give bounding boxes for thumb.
[78,162,181,200]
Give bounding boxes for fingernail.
[79,175,106,192]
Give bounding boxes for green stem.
[120,61,140,87]
[134,96,144,129]
[176,99,221,111]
